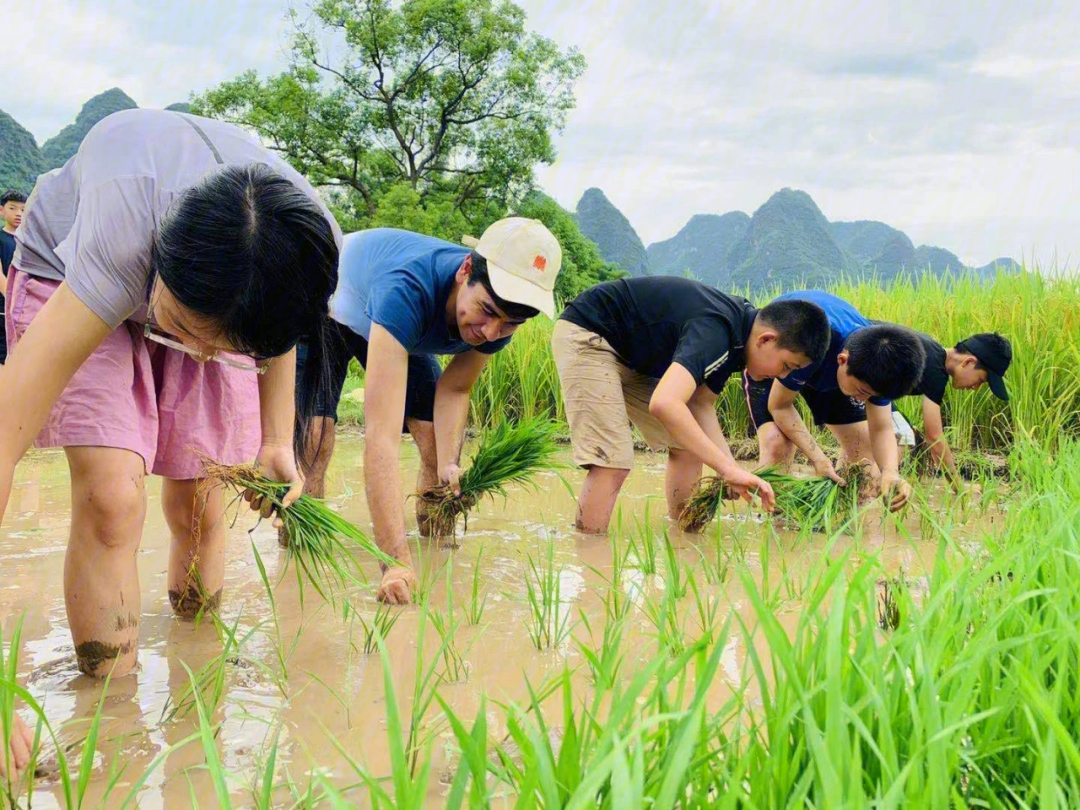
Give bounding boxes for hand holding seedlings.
[242,444,305,526]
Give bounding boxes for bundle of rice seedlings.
[418,416,562,539]
[677,476,729,533]
[677,466,859,533]
[202,461,396,606]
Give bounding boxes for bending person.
[0,109,340,777]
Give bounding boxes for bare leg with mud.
[279,416,336,546]
[828,421,884,498]
[576,466,631,534]
[64,446,147,678]
[164,477,228,618]
[756,422,798,470]
[407,417,440,537]
[666,448,702,521]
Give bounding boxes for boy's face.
[1,201,25,230]
[745,332,811,381]
[950,354,989,391]
[836,350,881,402]
[453,256,528,346]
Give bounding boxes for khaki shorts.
[551,319,682,470]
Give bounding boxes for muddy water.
[0,433,998,808]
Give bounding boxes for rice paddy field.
[3,269,1080,808]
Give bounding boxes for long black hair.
[152,163,339,467]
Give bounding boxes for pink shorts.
[5,269,261,479]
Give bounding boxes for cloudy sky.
[6,0,1080,267]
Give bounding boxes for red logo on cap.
[532,255,547,272]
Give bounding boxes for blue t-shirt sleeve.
[366,269,431,350]
[869,395,891,407]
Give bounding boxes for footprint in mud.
[26,655,83,687]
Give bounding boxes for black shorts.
[743,371,866,434]
[0,312,6,364]
[296,322,441,429]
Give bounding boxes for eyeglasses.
[144,297,271,375]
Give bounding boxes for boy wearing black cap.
[906,331,1012,493]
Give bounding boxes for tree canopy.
[193,0,585,238]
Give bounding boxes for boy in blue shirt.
[744,291,927,511]
[294,218,562,604]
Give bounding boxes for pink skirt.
[5,269,261,479]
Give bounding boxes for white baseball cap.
[462,217,562,318]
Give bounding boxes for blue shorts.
[296,322,441,430]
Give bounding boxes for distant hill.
[41,88,139,171]
[646,212,750,284]
[831,220,916,282]
[164,102,192,113]
[574,188,649,276]
[0,110,46,193]
[725,189,857,291]
[563,187,1023,293]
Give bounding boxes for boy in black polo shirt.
[905,331,1012,493]
[552,276,831,534]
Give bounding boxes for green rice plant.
[161,610,259,724]
[202,461,395,608]
[575,611,627,691]
[679,466,864,534]
[429,571,471,683]
[660,531,687,598]
[463,547,488,626]
[356,601,402,656]
[624,521,659,576]
[523,539,573,651]
[640,581,687,658]
[418,416,562,538]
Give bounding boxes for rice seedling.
[575,612,627,691]
[462,547,488,627]
[356,602,402,656]
[640,581,687,658]
[678,465,868,534]
[523,539,573,651]
[660,530,687,598]
[201,460,395,608]
[161,610,259,724]
[417,416,561,539]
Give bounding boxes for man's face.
[453,258,528,346]
[1,201,25,231]
[950,355,989,391]
[745,333,811,381]
[836,350,881,401]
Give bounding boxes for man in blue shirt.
[743,291,927,511]
[294,218,562,604]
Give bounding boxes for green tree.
[516,193,626,302]
[192,0,585,230]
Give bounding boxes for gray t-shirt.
[14,108,342,330]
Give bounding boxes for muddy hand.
[812,457,846,486]
[0,710,34,779]
[377,566,416,605]
[881,474,912,512]
[244,444,305,527]
[440,463,463,497]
